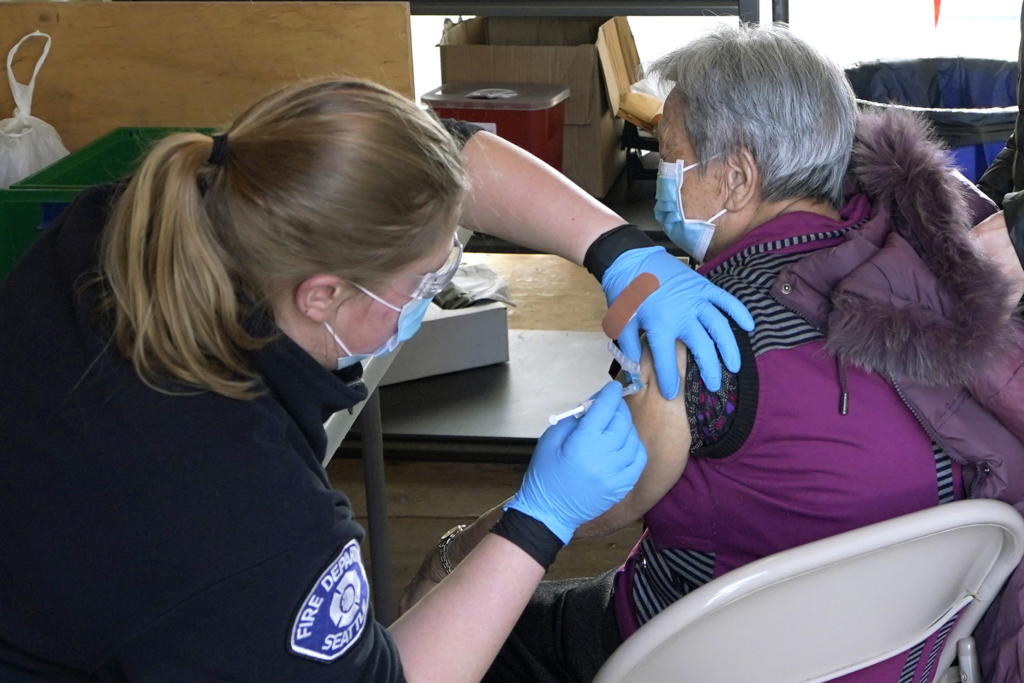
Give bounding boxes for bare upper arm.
[574,341,692,538]
[625,340,693,469]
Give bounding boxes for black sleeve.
[83,424,404,682]
[977,136,1016,206]
[490,508,563,570]
[583,224,657,283]
[99,525,404,682]
[440,118,484,148]
[981,2,1024,205]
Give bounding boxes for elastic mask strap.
[662,158,709,177]
[354,283,402,312]
[324,322,352,356]
[708,208,728,224]
[682,154,721,174]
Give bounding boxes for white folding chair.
[594,500,1024,683]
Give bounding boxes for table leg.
[358,390,394,624]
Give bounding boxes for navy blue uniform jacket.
[0,183,404,681]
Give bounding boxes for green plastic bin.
[14,127,214,190]
[0,188,80,277]
[2,127,213,278]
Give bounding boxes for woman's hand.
[507,381,648,543]
[397,503,507,616]
[971,211,1024,308]
[602,247,754,399]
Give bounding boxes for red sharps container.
[422,83,571,171]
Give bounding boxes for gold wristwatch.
[437,523,468,576]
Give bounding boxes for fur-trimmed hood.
[772,109,1024,683]
[777,108,1017,387]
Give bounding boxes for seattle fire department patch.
[289,539,370,662]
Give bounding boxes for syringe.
[607,340,641,376]
[548,381,643,425]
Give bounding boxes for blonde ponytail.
[99,79,466,399]
[102,133,263,398]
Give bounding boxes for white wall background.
[411,2,1018,104]
[789,0,1017,66]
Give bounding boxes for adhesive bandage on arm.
[547,273,656,425]
[601,272,659,340]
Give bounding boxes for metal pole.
[736,0,759,23]
[772,0,790,24]
[358,390,394,624]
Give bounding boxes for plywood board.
[0,2,413,150]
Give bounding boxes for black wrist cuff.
[490,508,564,571]
[583,224,657,282]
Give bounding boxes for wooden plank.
[328,458,524,517]
[0,2,413,151]
[328,459,641,608]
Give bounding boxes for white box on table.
[380,301,509,386]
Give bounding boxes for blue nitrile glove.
[602,246,755,398]
[507,381,648,544]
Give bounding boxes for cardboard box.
[596,18,665,132]
[381,301,509,386]
[440,16,639,198]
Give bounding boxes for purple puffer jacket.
[777,109,1024,682]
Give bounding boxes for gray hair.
[651,24,856,206]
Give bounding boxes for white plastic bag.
[0,31,68,189]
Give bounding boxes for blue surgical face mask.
[322,235,461,370]
[325,287,432,370]
[654,158,727,262]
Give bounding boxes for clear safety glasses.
[403,235,464,300]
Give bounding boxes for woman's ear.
[721,148,760,212]
[293,274,348,323]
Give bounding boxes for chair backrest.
[594,500,1024,683]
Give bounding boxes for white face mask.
[654,158,727,262]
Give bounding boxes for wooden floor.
[326,253,642,610]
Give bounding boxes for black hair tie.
[208,133,229,166]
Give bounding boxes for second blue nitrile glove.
[601,246,755,398]
[507,381,647,544]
